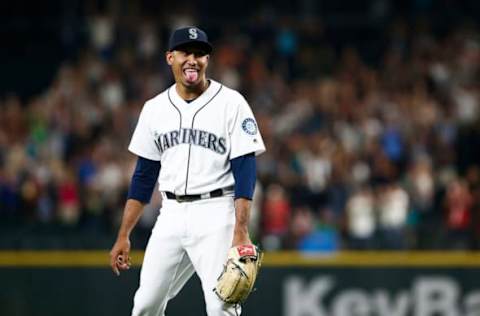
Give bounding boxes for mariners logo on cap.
[242,118,257,135]
[188,28,198,39]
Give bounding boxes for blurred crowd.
[1,8,480,251]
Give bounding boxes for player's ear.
[166,51,174,66]
[202,54,209,66]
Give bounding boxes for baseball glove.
[213,244,263,304]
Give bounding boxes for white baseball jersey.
[128,79,265,195]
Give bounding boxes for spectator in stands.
[377,182,410,249]
[345,186,376,249]
[444,178,474,249]
[261,183,291,250]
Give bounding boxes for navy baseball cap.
[168,26,212,53]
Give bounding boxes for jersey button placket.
[183,113,194,196]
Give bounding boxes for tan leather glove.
[213,244,263,304]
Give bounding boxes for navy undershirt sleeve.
[127,156,161,203]
[230,153,256,200]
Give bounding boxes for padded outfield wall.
[1,251,480,316]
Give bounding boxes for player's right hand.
[110,237,131,276]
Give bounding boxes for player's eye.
[185,51,206,58]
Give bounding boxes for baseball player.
[110,26,265,316]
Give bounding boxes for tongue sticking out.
[185,69,198,82]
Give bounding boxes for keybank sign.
[284,276,480,316]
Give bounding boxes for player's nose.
[185,53,197,63]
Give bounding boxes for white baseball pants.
[131,196,241,316]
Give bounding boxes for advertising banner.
[1,251,479,316]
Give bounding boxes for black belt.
[165,187,232,203]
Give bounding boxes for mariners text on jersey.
[154,128,227,155]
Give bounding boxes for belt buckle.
[176,195,195,203]
[175,195,186,203]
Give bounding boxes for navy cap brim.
[169,40,212,54]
